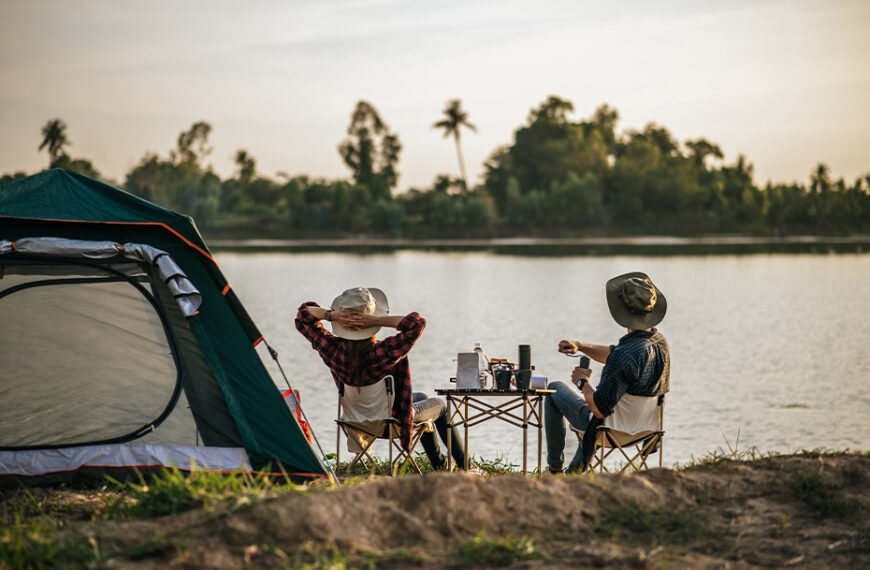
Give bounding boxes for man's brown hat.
[605,272,667,330]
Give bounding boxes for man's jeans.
[544,381,594,472]
[413,392,468,469]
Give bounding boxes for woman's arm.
[339,312,405,330]
[305,306,329,320]
[299,306,403,331]
[295,303,338,352]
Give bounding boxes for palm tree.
[39,119,69,167]
[433,99,476,191]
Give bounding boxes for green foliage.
[0,514,98,569]
[106,466,303,519]
[49,153,101,180]
[470,454,519,475]
[396,181,493,236]
[338,100,402,199]
[593,503,729,552]
[550,172,604,228]
[173,121,212,165]
[367,198,403,235]
[488,96,610,203]
[0,492,103,568]
[0,170,30,185]
[675,428,764,471]
[330,452,510,479]
[7,106,870,237]
[793,471,864,520]
[124,121,221,226]
[453,532,544,566]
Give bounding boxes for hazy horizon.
[1,0,868,191]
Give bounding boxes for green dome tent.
[0,169,332,486]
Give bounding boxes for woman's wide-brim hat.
[330,287,389,340]
[605,272,667,330]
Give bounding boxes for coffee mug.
[494,368,513,391]
[515,369,531,391]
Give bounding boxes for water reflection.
[217,251,870,468]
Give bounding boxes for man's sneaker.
[543,467,564,477]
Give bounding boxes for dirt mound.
[30,454,870,567]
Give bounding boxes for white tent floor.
[0,444,252,482]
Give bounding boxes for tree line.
[4,96,868,237]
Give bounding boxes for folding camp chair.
[573,393,665,473]
[335,375,434,476]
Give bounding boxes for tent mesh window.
[0,259,199,449]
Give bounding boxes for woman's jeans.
[544,381,594,472]
[413,392,469,469]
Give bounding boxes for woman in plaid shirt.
[296,287,471,471]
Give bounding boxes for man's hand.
[343,311,378,330]
[571,365,592,385]
[560,340,613,364]
[331,311,406,331]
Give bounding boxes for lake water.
[216,250,870,469]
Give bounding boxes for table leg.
[522,395,528,475]
[537,396,543,478]
[464,397,470,470]
[445,395,453,472]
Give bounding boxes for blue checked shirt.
[592,329,670,417]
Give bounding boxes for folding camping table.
[435,388,555,476]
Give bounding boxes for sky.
[1,0,868,191]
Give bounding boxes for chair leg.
[391,444,424,475]
[659,434,664,468]
[346,453,364,472]
[387,425,431,476]
[346,437,379,474]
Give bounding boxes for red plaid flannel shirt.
[295,302,425,450]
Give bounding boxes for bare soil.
[9,453,870,568]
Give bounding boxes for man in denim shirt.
[544,272,670,474]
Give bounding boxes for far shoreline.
[206,234,870,255]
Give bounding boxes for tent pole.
[265,340,340,485]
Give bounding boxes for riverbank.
[2,451,868,568]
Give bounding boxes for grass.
[592,502,730,553]
[674,428,766,471]
[327,452,518,478]
[1,468,308,568]
[105,466,306,519]
[0,512,100,569]
[792,471,864,520]
[452,532,545,567]
[2,449,867,568]
[240,539,432,570]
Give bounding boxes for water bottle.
[473,343,489,389]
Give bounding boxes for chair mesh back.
[603,393,661,434]
[340,379,393,422]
